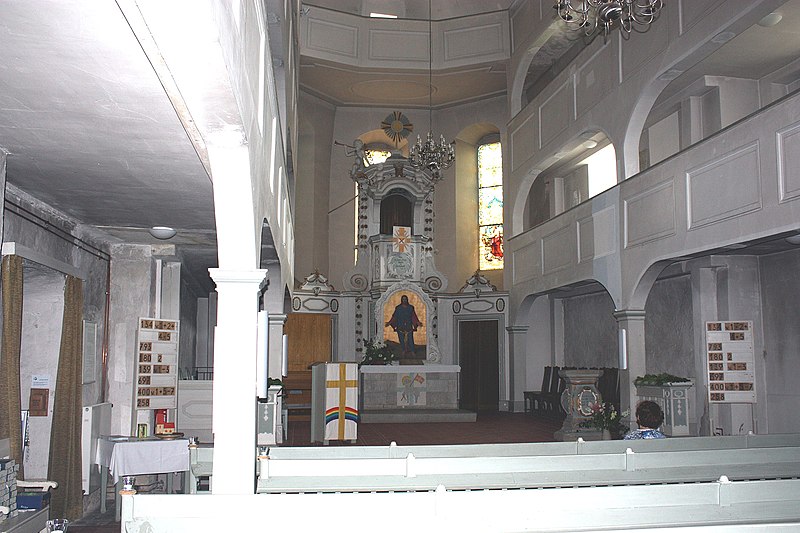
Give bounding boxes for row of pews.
[122,434,800,532]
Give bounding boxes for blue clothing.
[624,428,665,440]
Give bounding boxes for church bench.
[265,433,800,460]
[257,443,800,493]
[121,477,800,532]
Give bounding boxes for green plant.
[634,373,691,386]
[359,338,397,367]
[580,402,629,433]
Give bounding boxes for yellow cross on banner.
[326,363,358,440]
[392,226,411,253]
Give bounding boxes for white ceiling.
[0,0,216,293]
[1,1,799,296]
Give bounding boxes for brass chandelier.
[409,0,455,180]
[553,0,663,36]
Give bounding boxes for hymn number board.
[135,318,179,409]
[705,321,756,404]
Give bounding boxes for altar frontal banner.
[324,363,358,440]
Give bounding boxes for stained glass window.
[365,149,391,166]
[478,142,503,270]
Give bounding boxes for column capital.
[209,268,268,289]
[506,325,529,333]
[268,313,287,326]
[613,309,646,322]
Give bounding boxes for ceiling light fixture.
[149,226,177,240]
[758,12,783,27]
[553,0,663,37]
[409,0,455,180]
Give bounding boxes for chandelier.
[553,0,663,36]
[409,0,455,180]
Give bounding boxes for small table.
[96,436,189,520]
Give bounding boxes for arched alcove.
[379,190,413,234]
[521,130,614,232]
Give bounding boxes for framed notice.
[135,318,179,409]
[705,321,755,404]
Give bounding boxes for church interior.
[2,0,800,531]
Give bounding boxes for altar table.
[96,436,189,520]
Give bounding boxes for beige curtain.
[0,255,24,479]
[48,275,84,520]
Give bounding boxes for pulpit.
[311,363,359,444]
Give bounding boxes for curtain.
[0,255,24,478]
[48,275,84,520]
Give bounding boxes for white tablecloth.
[96,437,190,483]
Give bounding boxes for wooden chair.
[524,366,552,414]
[540,366,566,415]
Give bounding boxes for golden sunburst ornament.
[381,111,413,145]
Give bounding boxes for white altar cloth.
[96,436,189,483]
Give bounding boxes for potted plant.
[580,402,629,439]
[358,338,397,367]
[634,373,693,436]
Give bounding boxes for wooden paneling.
[285,313,331,372]
[284,314,331,421]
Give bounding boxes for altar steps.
[359,409,476,423]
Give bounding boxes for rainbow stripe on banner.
[325,406,359,424]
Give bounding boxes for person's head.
[354,139,364,149]
[635,400,664,430]
[400,295,409,304]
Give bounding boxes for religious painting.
[397,373,426,406]
[382,291,427,360]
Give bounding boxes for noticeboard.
[705,321,755,404]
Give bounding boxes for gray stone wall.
[562,291,617,368]
[759,248,800,433]
[644,275,694,379]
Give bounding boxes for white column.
[209,268,267,494]
[268,313,287,379]
[506,325,529,412]
[614,309,646,423]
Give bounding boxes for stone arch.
[509,127,613,236]
[626,259,674,312]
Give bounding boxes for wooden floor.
[68,411,564,532]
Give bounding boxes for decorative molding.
[297,269,335,294]
[368,29,428,62]
[539,79,573,149]
[686,142,761,230]
[511,112,538,171]
[578,205,616,262]
[442,22,504,62]
[777,122,800,203]
[459,270,497,294]
[623,179,676,248]
[306,18,358,58]
[542,225,575,275]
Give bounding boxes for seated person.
[624,400,666,440]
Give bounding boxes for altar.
[287,150,508,422]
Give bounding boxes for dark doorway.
[459,320,499,412]
[380,193,413,234]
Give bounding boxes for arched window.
[478,141,503,270]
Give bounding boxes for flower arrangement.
[634,373,690,386]
[359,338,397,367]
[581,402,629,434]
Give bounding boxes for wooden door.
[458,320,499,412]
[283,313,332,420]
